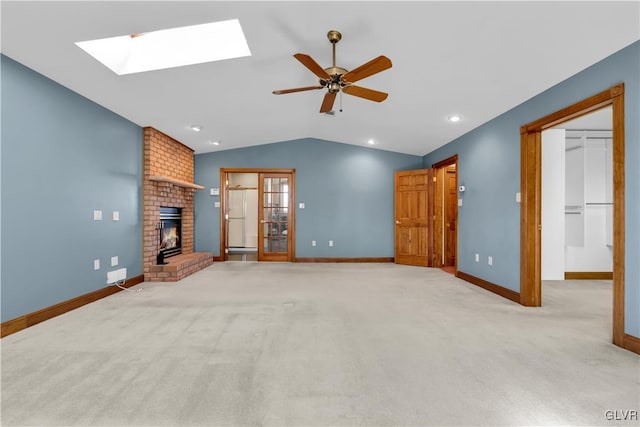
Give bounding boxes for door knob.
[260,219,266,223]
[395,220,401,225]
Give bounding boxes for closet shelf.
[149,175,205,190]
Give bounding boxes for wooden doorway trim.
[219,168,296,261]
[520,84,625,347]
[432,155,459,271]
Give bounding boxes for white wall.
[542,129,566,280]
[564,132,613,272]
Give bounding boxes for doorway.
[226,173,259,261]
[520,84,625,348]
[433,155,459,273]
[393,157,458,269]
[220,168,296,262]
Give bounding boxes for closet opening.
[540,107,613,341]
[520,83,626,350]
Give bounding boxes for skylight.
[76,19,251,75]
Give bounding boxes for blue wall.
[423,41,640,337]
[1,55,143,322]
[194,139,423,258]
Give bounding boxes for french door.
[258,172,294,261]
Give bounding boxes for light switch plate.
[111,256,118,266]
[299,202,305,209]
[516,192,521,203]
[93,210,102,221]
[329,240,334,247]
[112,211,120,221]
[458,199,463,207]
[94,259,100,270]
[488,256,493,266]
[214,201,220,208]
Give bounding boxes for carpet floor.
[1,263,638,426]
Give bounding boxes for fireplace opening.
[159,207,182,258]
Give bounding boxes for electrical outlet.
[116,268,127,281]
[111,256,118,266]
[299,203,305,209]
[93,210,102,221]
[112,211,119,221]
[488,256,493,266]
[458,199,463,207]
[94,259,100,270]
[475,253,479,262]
[312,240,316,247]
[329,240,334,247]
[107,270,118,284]
[516,192,521,203]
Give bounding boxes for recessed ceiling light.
[448,115,462,122]
[75,19,251,75]
[209,141,221,146]
[190,125,202,132]
[367,139,375,145]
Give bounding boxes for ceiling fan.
[272,30,392,113]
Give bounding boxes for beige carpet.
[1,263,638,426]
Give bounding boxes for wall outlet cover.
[111,256,118,266]
[94,259,100,270]
[93,210,102,221]
[458,199,463,206]
[112,211,120,221]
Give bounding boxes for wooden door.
[394,169,435,266]
[444,167,457,266]
[258,173,293,261]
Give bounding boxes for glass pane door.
[258,173,292,261]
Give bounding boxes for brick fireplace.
[143,127,212,281]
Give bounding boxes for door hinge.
[538,224,542,231]
[433,176,437,182]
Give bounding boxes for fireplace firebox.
[159,207,182,259]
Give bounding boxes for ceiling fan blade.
[320,92,337,113]
[342,55,392,83]
[342,85,388,102]
[294,53,331,80]
[272,85,324,95]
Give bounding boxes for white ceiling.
[2,1,638,156]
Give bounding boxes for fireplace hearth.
[159,207,182,259]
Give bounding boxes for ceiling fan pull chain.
[340,90,343,112]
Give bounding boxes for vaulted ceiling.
[2,1,638,156]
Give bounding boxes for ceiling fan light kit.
[273,30,392,113]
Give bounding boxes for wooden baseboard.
[456,271,521,304]
[623,334,640,355]
[212,255,224,262]
[1,274,144,338]
[294,257,394,263]
[564,271,613,280]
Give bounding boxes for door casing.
[432,155,459,270]
[520,84,625,347]
[220,168,296,262]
